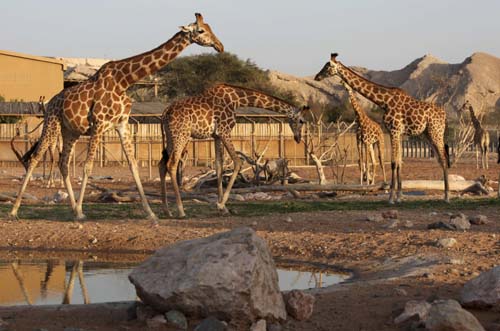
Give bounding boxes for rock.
[394,300,431,324]
[146,315,167,328]
[384,219,399,229]
[129,227,286,323]
[165,310,188,329]
[469,215,489,225]
[382,209,399,219]
[250,319,266,331]
[365,214,384,222]
[425,299,485,331]
[449,214,471,231]
[402,220,414,228]
[230,194,245,202]
[461,266,500,309]
[136,303,157,322]
[194,317,227,331]
[394,288,408,296]
[283,290,315,321]
[285,216,293,223]
[267,323,283,331]
[53,190,69,203]
[436,238,457,248]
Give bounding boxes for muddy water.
[0,260,349,306]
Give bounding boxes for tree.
[157,52,296,104]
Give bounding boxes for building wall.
[0,50,64,102]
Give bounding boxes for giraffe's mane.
[340,62,402,92]
[104,31,185,67]
[209,83,296,107]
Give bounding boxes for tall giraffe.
[315,53,450,203]
[8,13,223,221]
[341,81,386,185]
[159,83,308,217]
[460,100,490,169]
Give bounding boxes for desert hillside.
[268,52,500,119]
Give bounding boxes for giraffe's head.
[459,100,472,113]
[314,53,340,81]
[180,13,224,53]
[288,105,310,143]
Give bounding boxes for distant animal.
[460,100,490,169]
[314,53,450,203]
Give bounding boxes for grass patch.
[0,197,498,221]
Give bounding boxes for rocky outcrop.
[268,52,500,119]
[129,227,286,323]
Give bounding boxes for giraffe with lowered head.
[342,81,386,185]
[8,13,223,222]
[159,83,308,217]
[460,100,490,169]
[315,53,450,203]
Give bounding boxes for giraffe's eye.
[198,29,205,34]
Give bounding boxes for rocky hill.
[268,52,500,121]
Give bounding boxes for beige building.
[0,49,65,102]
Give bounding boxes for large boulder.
[129,227,286,323]
[424,300,485,331]
[461,266,500,309]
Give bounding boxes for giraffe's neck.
[225,85,295,114]
[469,107,482,130]
[348,91,370,125]
[337,62,394,108]
[105,31,191,92]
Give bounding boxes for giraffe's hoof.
[388,199,395,205]
[148,214,159,225]
[7,213,19,221]
[75,214,87,222]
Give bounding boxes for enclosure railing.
[1,121,499,178]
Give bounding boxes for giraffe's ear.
[180,25,193,32]
[330,53,339,61]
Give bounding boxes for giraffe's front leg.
[217,135,241,214]
[158,149,172,217]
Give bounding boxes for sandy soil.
[0,159,499,330]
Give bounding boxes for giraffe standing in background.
[159,83,308,217]
[315,53,450,203]
[342,81,386,185]
[461,100,490,169]
[10,96,60,188]
[8,13,223,222]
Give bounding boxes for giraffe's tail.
[445,143,451,168]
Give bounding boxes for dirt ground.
[0,159,499,331]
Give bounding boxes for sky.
[1,0,499,76]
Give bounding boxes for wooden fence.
[1,120,499,178]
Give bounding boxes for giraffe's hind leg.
[158,148,172,217]
[9,121,60,219]
[166,141,189,218]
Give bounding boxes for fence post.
[148,141,152,180]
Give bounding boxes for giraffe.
[460,100,490,169]
[8,13,223,221]
[11,96,60,188]
[341,81,386,185]
[315,53,450,203]
[159,83,308,217]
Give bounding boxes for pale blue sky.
[1,0,499,76]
